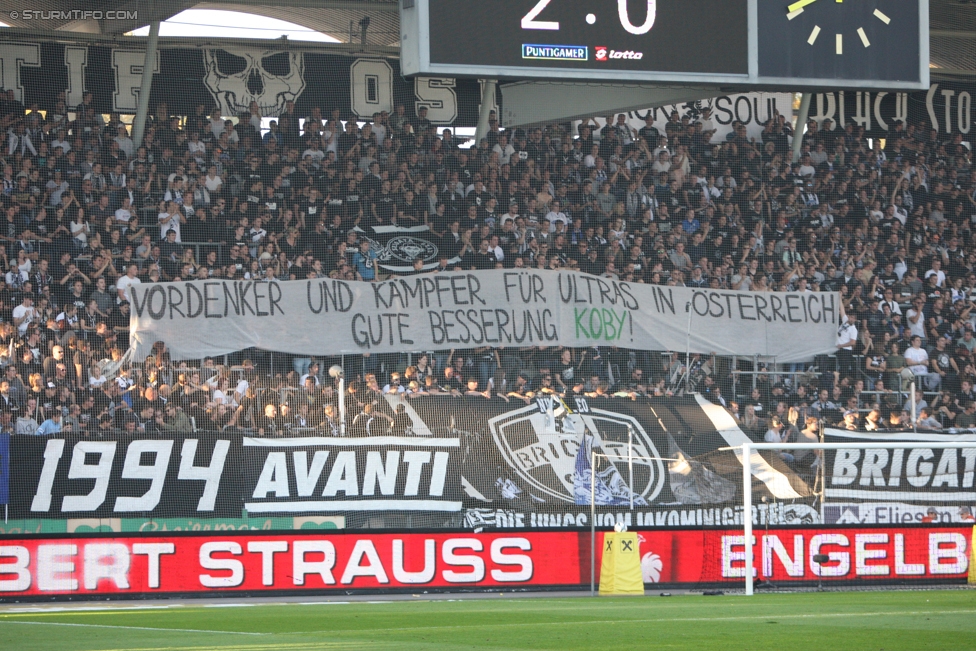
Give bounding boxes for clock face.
[757,0,921,83]
[786,0,892,57]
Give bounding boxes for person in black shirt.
[389,403,413,436]
[398,189,421,225]
[440,366,464,393]
[467,179,489,213]
[413,106,432,134]
[371,180,396,226]
[254,403,283,436]
[468,239,496,270]
[440,219,463,258]
[350,402,393,437]
[337,120,360,160]
[342,179,363,226]
[109,302,131,349]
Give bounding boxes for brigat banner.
[822,429,976,526]
[127,270,840,363]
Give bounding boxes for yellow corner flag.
[599,531,644,596]
[969,526,976,586]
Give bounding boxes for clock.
[786,0,892,56]
[757,0,922,84]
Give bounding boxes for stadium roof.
[0,0,973,79]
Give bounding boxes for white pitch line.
[290,609,976,635]
[1,605,178,614]
[0,620,269,636]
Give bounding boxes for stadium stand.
[0,62,972,440]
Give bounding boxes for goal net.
[732,438,976,594]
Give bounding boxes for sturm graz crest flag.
[403,394,817,529]
[484,396,659,506]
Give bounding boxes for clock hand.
[787,0,818,14]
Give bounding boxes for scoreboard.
[400,0,929,90]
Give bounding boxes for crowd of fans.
[0,83,975,437]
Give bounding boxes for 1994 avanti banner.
[127,270,839,362]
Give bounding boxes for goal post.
[736,441,976,596]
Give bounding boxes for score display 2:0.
[521,0,657,35]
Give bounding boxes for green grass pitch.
[2,590,975,650]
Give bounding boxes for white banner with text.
[127,271,839,362]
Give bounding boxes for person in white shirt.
[46,172,69,207]
[157,201,185,241]
[187,132,206,161]
[11,295,36,336]
[114,124,134,158]
[904,335,940,390]
[114,197,133,224]
[51,132,71,153]
[5,261,27,288]
[696,107,717,140]
[797,153,816,178]
[583,144,599,169]
[8,124,37,157]
[209,110,225,139]
[222,120,239,145]
[916,408,943,431]
[499,206,519,225]
[371,113,387,144]
[893,202,909,225]
[545,201,569,232]
[880,289,903,316]
[320,121,339,157]
[383,372,406,394]
[489,235,504,262]
[302,140,327,165]
[905,297,927,340]
[116,263,141,303]
[764,416,794,462]
[234,376,250,403]
[924,259,947,288]
[300,362,321,387]
[612,113,635,147]
[210,377,235,408]
[809,143,829,167]
[651,150,671,176]
[835,314,858,376]
[204,166,224,194]
[492,134,515,166]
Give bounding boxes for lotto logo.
[595,47,608,61]
[608,49,644,60]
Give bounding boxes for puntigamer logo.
[522,44,588,61]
